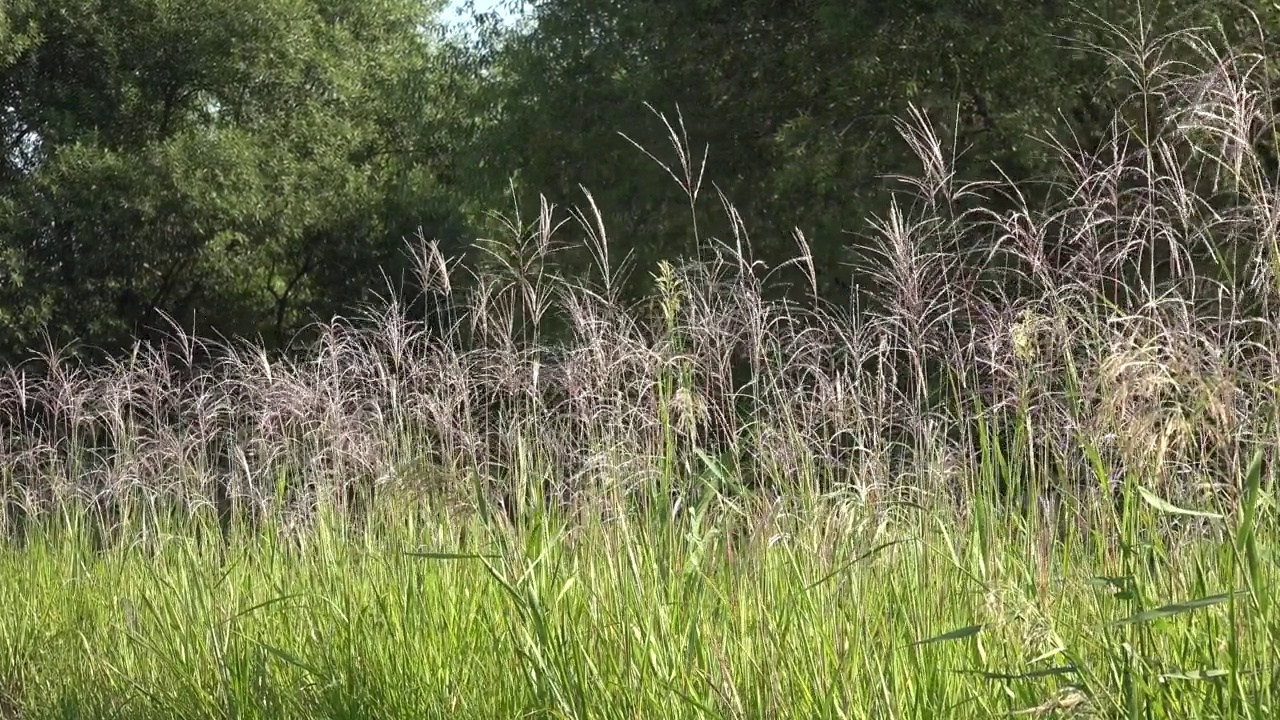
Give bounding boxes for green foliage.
[464,0,1274,305]
[0,0,469,359]
[4,0,1280,361]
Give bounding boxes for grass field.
[3,14,1280,719]
[0,481,1275,719]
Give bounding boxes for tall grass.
[0,493,1273,719]
[1,10,1278,718]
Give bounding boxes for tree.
[0,0,470,361]
[463,0,1254,304]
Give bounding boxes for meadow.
[2,20,1279,719]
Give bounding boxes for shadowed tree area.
[463,0,1274,302]
[2,0,1278,359]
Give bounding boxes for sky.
[442,0,522,28]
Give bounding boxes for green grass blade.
[1111,591,1243,626]
[914,624,985,646]
[1136,487,1224,520]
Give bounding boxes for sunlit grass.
[0,475,1275,719]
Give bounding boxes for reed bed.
[1,14,1278,719]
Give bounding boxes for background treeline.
[0,0,1275,362]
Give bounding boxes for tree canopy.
[1,0,1276,360]
[0,0,470,359]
